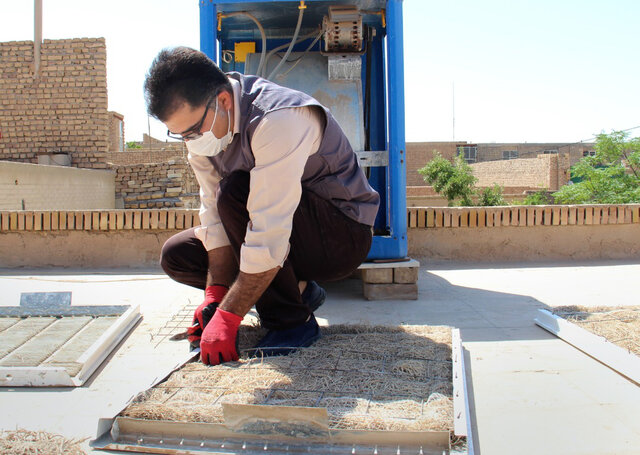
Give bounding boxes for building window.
[502,150,518,160]
[457,145,477,164]
[583,150,596,157]
[543,149,558,154]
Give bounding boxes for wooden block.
[193,212,201,226]
[615,206,624,224]
[124,211,133,230]
[82,212,91,230]
[585,207,593,225]
[624,207,632,224]
[435,210,444,228]
[460,209,468,227]
[17,212,25,230]
[518,207,527,227]
[417,209,426,228]
[98,212,107,231]
[525,207,533,226]
[176,211,184,229]
[543,207,552,226]
[577,207,585,225]
[485,209,495,228]
[50,212,59,230]
[158,210,168,229]
[41,212,50,231]
[552,207,560,226]
[25,212,34,230]
[443,209,451,228]
[600,207,608,224]
[184,211,194,229]
[142,210,151,229]
[426,209,435,228]
[469,209,477,228]
[534,207,543,226]
[363,283,418,301]
[477,209,486,228]
[408,209,417,228]
[568,207,577,225]
[107,211,116,230]
[9,213,18,231]
[1,212,9,231]
[168,210,176,229]
[149,210,159,229]
[362,268,393,284]
[501,208,511,227]
[91,212,99,230]
[34,212,43,231]
[560,207,569,225]
[633,206,640,223]
[451,210,459,228]
[115,211,124,230]
[68,212,76,230]
[59,211,67,230]
[133,211,142,229]
[394,267,418,284]
[493,209,502,227]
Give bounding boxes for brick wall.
[108,111,124,152]
[111,157,199,209]
[406,142,461,186]
[470,154,558,190]
[105,149,187,166]
[0,161,114,210]
[0,38,109,168]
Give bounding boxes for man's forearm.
[206,246,238,288]
[219,268,280,318]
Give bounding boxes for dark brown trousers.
[160,171,372,329]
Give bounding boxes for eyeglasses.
[166,96,215,141]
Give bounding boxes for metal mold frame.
[535,308,640,386]
[92,327,464,454]
[0,305,141,387]
[452,328,474,455]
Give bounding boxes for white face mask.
[185,99,233,157]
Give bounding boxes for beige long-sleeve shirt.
[189,78,324,274]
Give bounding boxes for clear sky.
[2,0,638,144]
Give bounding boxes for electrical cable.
[278,31,324,79]
[220,12,267,76]
[259,30,318,77]
[267,3,305,80]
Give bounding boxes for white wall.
[0,161,115,210]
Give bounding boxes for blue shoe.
[250,315,321,357]
[302,281,326,312]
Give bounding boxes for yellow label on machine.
[234,42,255,63]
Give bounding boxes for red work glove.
[187,285,228,349]
[200,308,242,365]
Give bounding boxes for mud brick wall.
[470,154,559,190]
[0,38,109,168]
[111,158,199,209]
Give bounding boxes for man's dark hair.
[144,47,231,121]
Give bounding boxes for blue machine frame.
[199,0,407,261]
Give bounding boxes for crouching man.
[144,47,379,365]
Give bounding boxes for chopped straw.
[0,429,87,455]
[554,305,640,357]
[122,324,454,433]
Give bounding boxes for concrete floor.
[1,260,639,454]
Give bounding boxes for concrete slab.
[0,260,639,454]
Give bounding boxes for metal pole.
[386,0,408,258]
[34,0,42,76]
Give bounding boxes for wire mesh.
[123,324,454,433]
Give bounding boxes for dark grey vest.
[208,72,380,226]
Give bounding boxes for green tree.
[478,184,506,206]
[418,153,477,206]
[553,131,640,204]
[126,141,142,150]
